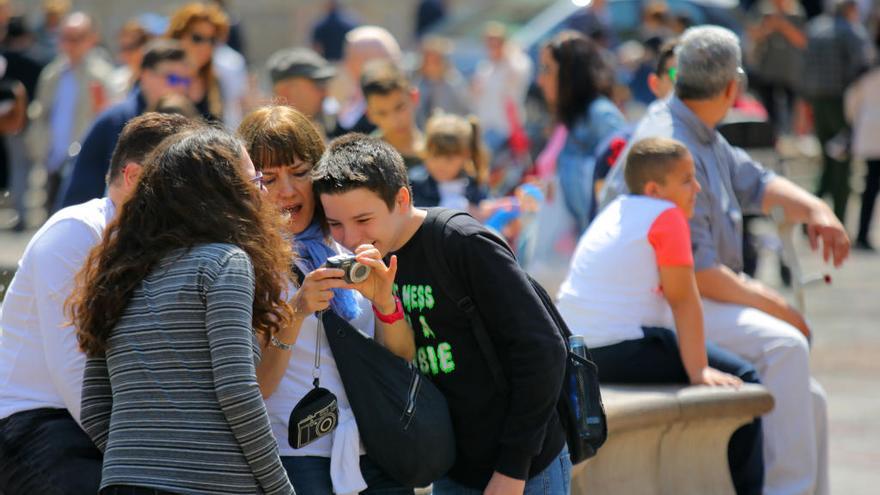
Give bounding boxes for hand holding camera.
[293,266,350,315]
[333,245,399,314]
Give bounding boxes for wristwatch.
[373,295,405,324]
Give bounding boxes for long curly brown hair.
[68,128,293,357]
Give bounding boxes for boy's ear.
[395,185,412,211]
[643,180,661,198]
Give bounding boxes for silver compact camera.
[324,254,371,284]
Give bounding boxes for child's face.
[320,186,411,256]
[365,89,417,138]
[649,155,701,216]
[425,154,467,182]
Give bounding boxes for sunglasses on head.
[188,33,216,46]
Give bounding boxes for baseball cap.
[267,47,336,84]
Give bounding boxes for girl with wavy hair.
[68,128,295,495]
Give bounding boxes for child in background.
[361,60,424,168]
[556,137,764,495]
[409,113,487,213]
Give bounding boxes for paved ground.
[1,152,877,493]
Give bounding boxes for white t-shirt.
[265,247,375,458]
[0,197,115,423]
[556,195,694,348]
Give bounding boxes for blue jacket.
[557,96,625,234]
[60,88,146,208]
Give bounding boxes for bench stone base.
[573,384,773,495]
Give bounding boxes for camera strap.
[312,311,324,388]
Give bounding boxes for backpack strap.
[422,208,510,393]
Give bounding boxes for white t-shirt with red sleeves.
[556,195,693,348]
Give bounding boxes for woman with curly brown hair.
[68,128,295,495]
[166,2,228,121]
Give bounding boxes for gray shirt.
[81,243,294,495]
[601,96,775,273]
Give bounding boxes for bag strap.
[422,208,510,393]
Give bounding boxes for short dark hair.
[140,39,186,72]
[360,60,411,100]
[106,112,197,185]
[311,134,409,210]
[624,137,690,194]
[655,38,678,76]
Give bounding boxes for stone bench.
[572,383,774,495]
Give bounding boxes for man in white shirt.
[0,112,199,494]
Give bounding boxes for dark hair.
[655,38,679,76]
[106,112,197,185]
[360,60,411,100]
[312,133,409,210]
[70,128,293,356]
[545,31,614,128]
[237,105,325,170]
[140,39,186,72]
[624,137,690,194]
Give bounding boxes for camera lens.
[317,415,337,434]
[349,262,371,284]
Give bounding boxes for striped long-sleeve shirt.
[81,243,294,495]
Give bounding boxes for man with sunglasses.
[59,40,192,208]
[602,26,846,495]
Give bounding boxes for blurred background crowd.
[1,0,879,262]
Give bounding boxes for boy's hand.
[690,367,743,388]
[483,471,525,495]
[346,244,398,313]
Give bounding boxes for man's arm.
[695,265,810,337]
[760,176,850,267]
[31,219,101,423]
[455,228,567,483]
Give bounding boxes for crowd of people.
[0,0,875,494]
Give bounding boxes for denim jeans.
[431,445,571,495]
[280,455,414,495]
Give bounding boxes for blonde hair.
[425,113,488,185]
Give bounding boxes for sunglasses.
[188,33,216,46]
[250,171,267,191]
[162,73,192,88]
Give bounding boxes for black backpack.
[421,208,608,464]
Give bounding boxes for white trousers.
[702,300,829,495]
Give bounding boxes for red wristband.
[373,295,405,324]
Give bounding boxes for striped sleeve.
[204,252,294,495]
[80,355,112,452]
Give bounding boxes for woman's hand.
[293,267,349,315]
[346,244,398,313]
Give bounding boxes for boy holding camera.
[556,137,764,495]
[313,134,569,495]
